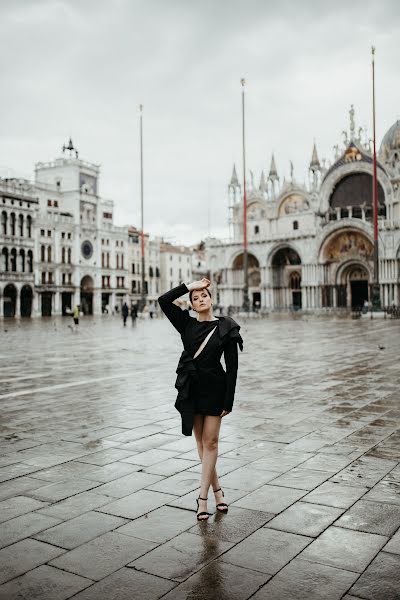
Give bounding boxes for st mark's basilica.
[206,107,400,312]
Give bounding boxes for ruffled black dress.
[158,284,243,436]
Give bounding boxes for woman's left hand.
[220,410,230,418]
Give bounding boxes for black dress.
[158,284,243,436]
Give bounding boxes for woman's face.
[191,289,212,313]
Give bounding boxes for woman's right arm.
[158,283,191,333]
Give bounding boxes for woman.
[158,278,243,521]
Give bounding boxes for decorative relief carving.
[279,194,309,216]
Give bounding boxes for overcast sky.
[1,0,399,245]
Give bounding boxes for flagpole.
[371,47,381,310]
[139,104,146,311]
[241,78,250,312]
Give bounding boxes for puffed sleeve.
[158,283,190,334]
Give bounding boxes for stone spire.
[230,163,239,187]
[309,142,320,171]
[267,153,279,198]
[268,153,279,181]
[259,170,266,193]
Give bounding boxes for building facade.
[0,140,129,317]
[160,242,193,293]
[206,108,400,312]
[127,227,161,307]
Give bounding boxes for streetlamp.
[241,78,250,312]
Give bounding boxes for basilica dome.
[379,120,400,158]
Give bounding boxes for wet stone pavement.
[0,313,399,600]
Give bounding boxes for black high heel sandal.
[214,488,228,512]
[196,496,211,521]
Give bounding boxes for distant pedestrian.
[72,305,80,332]
[122,302,129,326]
[149,301,156,319]
[131,303,138,324]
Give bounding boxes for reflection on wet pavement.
[0,314,399,599]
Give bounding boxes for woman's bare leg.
[199,416,222,507]
[193,415,221,490]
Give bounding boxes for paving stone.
[251,558,358,599]
[90,470,163,498]
[48,531,157,580]
[0,538,65,585]
[300,526,387,572]
[146,471,202,496]
[70,567,176,600]
[75,448,137,465]
[189,506,274,543]
[302,482,369,508]
[24,477,101,502]
[186,456,247,477]
[300,453,355,472]
[270,467,333,490]
[33,510,127,549]
[221,527,312,574]
[231,484,307,514]
[330,456,397,488]
[0,565,92,600]
[349,552,400,599]
[218,466,278,491]
[29,459,140,483]
[336,500,400,536]
[144,457,199,476]
[130,531,233,582]
[362,479,400,506]
[0,511,61,549]
[35,491,116,520]
[265,502,344,537]
[121,448,180,466]
[384,528,400,555]
[0,476,47,501]
[96,489,176,519]
[0,495,50,523]
[249,451,313,473]
[116,505,195,543]
[160,561,270,600]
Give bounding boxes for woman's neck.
[197,309,217,322]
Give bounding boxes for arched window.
[11,248,17,271]
[10,213,16,236]
[340,208,349,219]
[18,214,24,236]
[47,246,52,262]
[19,249,25,272]
[27,250,33,273]
[1,211,7,235]
[41,245,45,262]
[67,248,72,264]
[61,247,66,263]
[27,215,32,237]
[254,225,259,234]
[156,267,160,278]
[149,266,154,277]
[1,247,8,271]
[293,221,299,230]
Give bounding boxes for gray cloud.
[1,0,399,244]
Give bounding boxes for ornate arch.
[267,242,302,267]
[319,162,392,214]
